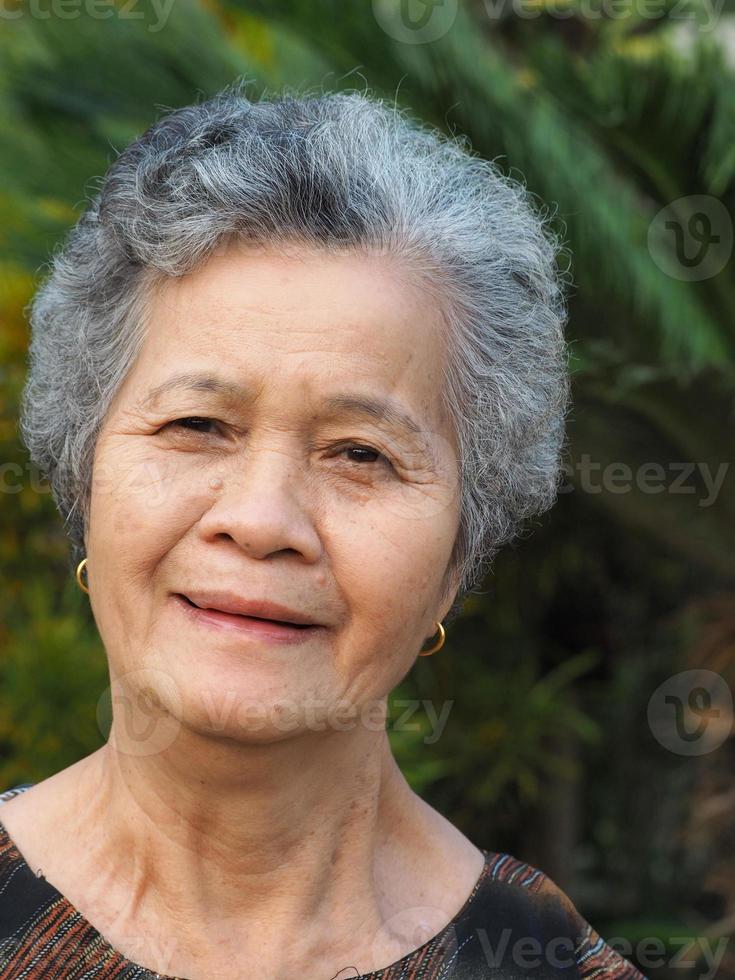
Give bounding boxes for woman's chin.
[174,689,341,745]
[145,649,341,744]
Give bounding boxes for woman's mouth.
[172,593,322,644]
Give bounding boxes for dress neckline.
[0,784,493,980]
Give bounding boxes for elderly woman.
[0,82,645,980]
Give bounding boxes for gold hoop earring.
[75,557,90,595]
[419,621,445,657]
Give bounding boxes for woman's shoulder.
[471,848,647,979]
[0,782,61,941]
[480,847,586,912]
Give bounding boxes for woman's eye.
[164,417,220,434]
[339,444,389,466]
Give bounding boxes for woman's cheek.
[92,443,214,530]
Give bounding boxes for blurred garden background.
[1,0,734,976]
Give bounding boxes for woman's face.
[86,242,461,743]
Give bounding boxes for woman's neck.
[2,725,484,978]
[86,722,419,917]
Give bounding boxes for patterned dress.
[0,784,647,979]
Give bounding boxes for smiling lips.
[178,590,322,626]
[173,591,324,642]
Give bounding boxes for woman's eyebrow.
[139,374,427,441]
[140,373,246,409]
[321,394,424,439]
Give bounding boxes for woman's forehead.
[132,245,450,416]
[147,241,439,327]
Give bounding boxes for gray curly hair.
[19,79,571,628]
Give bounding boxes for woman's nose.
[194,444,323,562]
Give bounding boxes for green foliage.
[390,647,601,800]
[0,581,107,788]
